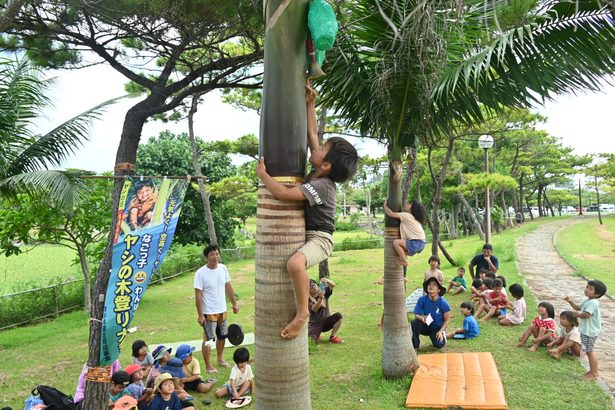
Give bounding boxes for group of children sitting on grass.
[391,197,607,381]
[78,340,254,410]
[408,251,607,381]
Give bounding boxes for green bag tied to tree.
[308,0,338,51]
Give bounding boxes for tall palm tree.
[255,0,311,408]
[0,58,116,208]
[319,0,615,378]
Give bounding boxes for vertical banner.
[100,177,188,365]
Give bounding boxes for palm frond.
[0,169,87,210]
[7,96,126,175]
[434,1,615,126]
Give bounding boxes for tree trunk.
[0,0,26,31]
[518,174,525,219]
[595,174,603,225]
[438,240,456,266]
[526,196,534,220]
[84,104,149,410]
[77,244,92,313]
[450,202,458,238]
[382,154,417,378]
[537,186,544,217]
[255,1,310,409]
[461,205,468,236]
[543,190,555,217]
[428,137,454,255]
[457,193,484,240]
[401,148,417,207]
[188,94,218,245]
[499,191,513,229]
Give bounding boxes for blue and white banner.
[100,177,188,365]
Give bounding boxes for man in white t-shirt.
[194,244,239,373]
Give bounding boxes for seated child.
[125,364,153,410]
[132,340,154,380]
[424,255,445,284]
[255,81,359,340]
[109,370,131,410]
[473,277,493,317]
[516,301,556,351]
[447,267,467,295]
[149,373,195,410]
[383,199,427,267]
[146,345,172,388]
[479,278,508,321]
[215,347,255,400]
[446,302,479,339]
[547,310,582,359]
[499,284,526,326]
[470,278,483,301]
[175,344,215,394]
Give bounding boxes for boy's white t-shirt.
[229,364,254,387]
[194,264,231,314]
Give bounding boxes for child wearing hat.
[125,364,153,410]
[113,395,138,410]
[148,373,195,410]
[411,277,451,351]
[175,344,215,394]
[109,370,132,409]
[146,346,172,388]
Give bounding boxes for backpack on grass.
[31,385,77,410]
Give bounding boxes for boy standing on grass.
[256,81,358,340]
[564,280,607,381]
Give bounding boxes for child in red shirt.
[516,301,556,351]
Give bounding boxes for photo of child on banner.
[100,177,189,365]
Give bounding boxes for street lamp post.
[478,135,495,244]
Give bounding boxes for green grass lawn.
[0,245,81,294]
[1,215,611,409]
[555,214,615,292]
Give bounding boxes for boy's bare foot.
[582,373,599,381]
[527,344,538,352]
[281,312,308,339]
[515,342,526,348]
[399,258,409,267]
[548,350,561,360]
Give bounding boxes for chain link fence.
[0,239,383,330]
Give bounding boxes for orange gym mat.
[406,352,507,409]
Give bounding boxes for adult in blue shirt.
[468,243,499,279]
[411,277,451,350]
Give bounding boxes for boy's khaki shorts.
[297,230,334,268]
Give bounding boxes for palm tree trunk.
[401,148,417,206]
[382,154,417,378]
[188,94,218,245]
[255,1,310,408]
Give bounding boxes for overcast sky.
[39,64,615,174]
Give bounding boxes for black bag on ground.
[32,385,77,410]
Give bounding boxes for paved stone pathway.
[516,217,615,401]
